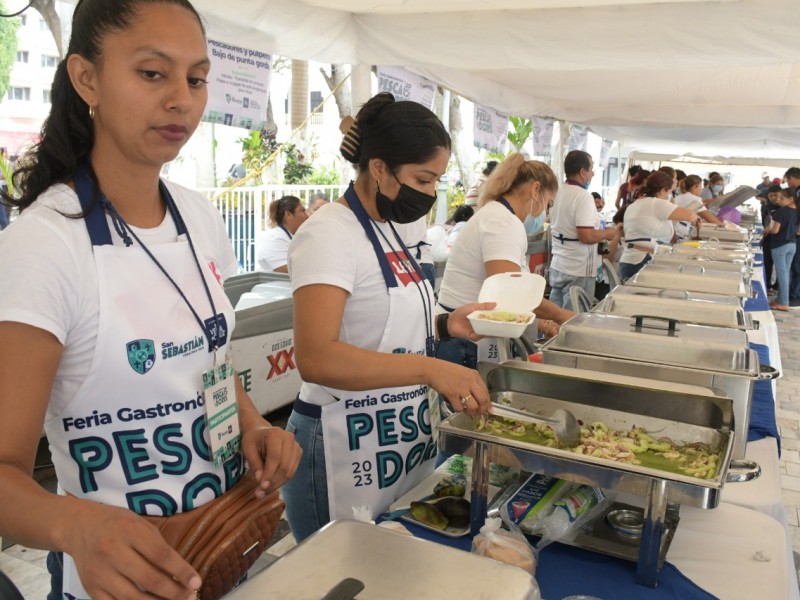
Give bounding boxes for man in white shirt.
[548,150,618,309]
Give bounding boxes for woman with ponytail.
[0,2,301,598]
[436,153,574,368]
[256,194,307,272]
[283,92,494,542]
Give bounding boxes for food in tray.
[409,496,471,531]
[410,501,448,531]
[475,415,721,480]
[432,474,466,499]
[474,310,531,324]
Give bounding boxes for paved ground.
[4,317,800,597]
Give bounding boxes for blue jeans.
[280,409,330,543]
[790,237,800,300]
[772,242,796,306]
[548,268,596,310]
[434,337,478,369]
[46,551,62,600]
[620,255,651,281]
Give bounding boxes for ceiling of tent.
[190,0,800,158]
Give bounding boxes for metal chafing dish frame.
[436,361,759,587]
[650,253,753,275]
[594,291,758,331]
[642,260,752,287]
[627,264,752,299]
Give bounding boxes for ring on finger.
[460,394,473,409]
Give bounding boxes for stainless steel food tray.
[594,292,756,330]
[640,261,751,287]
[698,225,752,243]
[627,265,750,297]
[651,253,752,275]
[437,361,758,587]
[671,243,754,263]
[608,284,743,307]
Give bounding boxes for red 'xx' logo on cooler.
[267,348,296,379]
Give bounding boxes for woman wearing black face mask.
[281,93,495,542]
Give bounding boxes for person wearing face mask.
[282,93,494,542]
[435,153,574,369]
[548,150,620,310]
[700,172,725,208]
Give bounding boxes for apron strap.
[344,183,397,289]
[74,163,187,247]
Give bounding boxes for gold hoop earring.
[88,106,95,119]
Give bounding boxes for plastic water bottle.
[537,485,606,542]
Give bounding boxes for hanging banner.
[568,124,589,151]
[599,139,614,169]
[473,104,509,155]
[377,66,436,110]
[533,116,554,156]
[202,39,271,130]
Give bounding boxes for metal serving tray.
[608,284,743,307]
[650,253,752,276]
[627,265,750,298]
[698,225,752,243]
[551,312,754,375]
[594,292,757,330]
[640,261,751,287]
[672,243,754,263]
[436,361,755,587]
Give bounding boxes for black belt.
[293,396,322,418]
[553,233,579,243]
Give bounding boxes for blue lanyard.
[74,165,223,352]
[497,196,515,215]
[344,183,434,356]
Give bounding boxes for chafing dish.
[638,261,751,287]
[697,224,752,243]
[607,284,743,307]
[540,313,779,458]
[650,253,753,276]
[594,291,757,330]
[671,242,754,263]
[626,264,750,298]
[437,361,759,587]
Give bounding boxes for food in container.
[467,272,545,338]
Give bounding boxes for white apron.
[319,185,437,521]
[48,168,237,599]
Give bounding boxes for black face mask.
[376,178,437,224]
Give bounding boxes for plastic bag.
[532,485,611,551]
[472,517,537,576]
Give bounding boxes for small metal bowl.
[606,508,644,538]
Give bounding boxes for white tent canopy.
[189,0,800,159]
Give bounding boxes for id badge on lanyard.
[203,358,241,467]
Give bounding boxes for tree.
[507,116,533,153]
[0,3,21,101]
[30,0,63,58]
[319,63,351,119]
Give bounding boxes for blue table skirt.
[748,341,781,454]
[391,518,718,600]
[744,279,770,312]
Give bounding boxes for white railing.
[197,184,348,272]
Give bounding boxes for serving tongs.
[490,402,581,446]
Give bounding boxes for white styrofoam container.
[467,272,546,338]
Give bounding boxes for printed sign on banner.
[533,116,554,156]
[568,124,589,151]
[377,66,436,110]
[203,39,271,130]
[473,104,509,155]
[599,139,614,169]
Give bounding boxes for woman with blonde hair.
[436,153,573,368]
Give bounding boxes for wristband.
[436,313,451,341]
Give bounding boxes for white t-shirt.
[673,192,705,240]
[289,202,429,406]
[619,196,678,265]
[0,182,238,419]
[437,200,528,309]
[403,215,433,266]
[257,225,291,271]
[549,184,601,277]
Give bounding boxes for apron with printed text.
[318,185,437,520]
[48,169,238,599]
